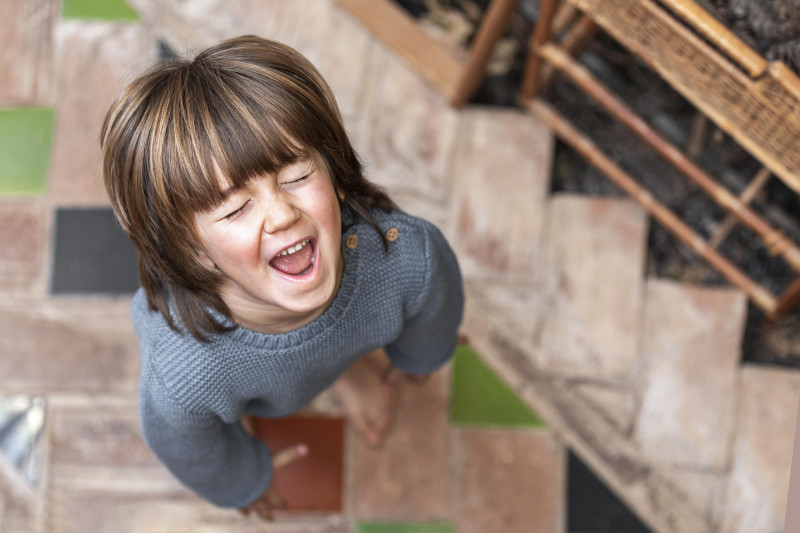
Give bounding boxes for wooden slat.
[538,43,800,271]
[527,99,778,315]
[450,0,519,108]
[660,0,768,77]
[335,0,464,100]
[570,0,800,194]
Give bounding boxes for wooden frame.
[336,0,800,317]
[522,0,800,318]
[336,0,520,107]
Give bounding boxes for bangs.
[153,56,329,214]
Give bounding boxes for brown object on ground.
[250,415,345,513]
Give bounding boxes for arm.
[139,379,273,509]
[384,221,464,375]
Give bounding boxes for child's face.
[195,153,343,332]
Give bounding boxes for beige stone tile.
[452,427,564,533]
[353,42,460,206]
[634,279,745,470]
[127,0,258,54]
[575,383,639,434]
[0,0,58,106]
[0,201,47,291]
[348,366,450,521]
[50,485,348,533]
[49,22,156,205]
[0,475,42,533]
[0,298,139,395]
[539,195,648,380]
[450,107,553,279]
[275,0,373,125]
[48,403,174,490]
[720,365,800,533]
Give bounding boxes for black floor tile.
[568,450,651,533]
[51,207,139,294]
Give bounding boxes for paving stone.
[250,415,345,513]
[50,207,139,295]
[634,279,745,470]
[538,195,648,381]
[49,21,156,205]
[450,108,553,278]
[128,0,285,58]
[353,42,460,207]
[62,0,138,21]
[48,403,173,490]
[49,488,347,533]
[0,0,58,106]
[0,470,42,533]
[0,299,139,396]
[275,0,373,126]
[720,366,800,533]
[349,367,450,522]
[450,345,543,428]
[0,108,55,196]
[452,427,564,533]
[574,383,638,434]
[0,201,47,290]
[567,450,650,532]
[658,467,727,529]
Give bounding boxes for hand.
[238,443,308,521]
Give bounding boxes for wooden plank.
[660,0,768,77]
[527,99,779,314]
[571,0,800,194]
[335,0,464,100]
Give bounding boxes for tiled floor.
[1,0,798,532]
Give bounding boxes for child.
[101,35,463,519]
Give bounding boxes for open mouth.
[269,239,316,277]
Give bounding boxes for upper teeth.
[279,240,308,256]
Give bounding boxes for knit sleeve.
[139,372,273,508]
[384,220,464,374]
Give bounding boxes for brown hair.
[101,35,393,340]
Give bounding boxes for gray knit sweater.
[131,207,463,508]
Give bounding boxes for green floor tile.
[357,523,453,533]
[450,345,545,428]
[0,108,54,196]
[62,0,138,21]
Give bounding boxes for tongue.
[269,243,313,275]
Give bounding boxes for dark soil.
[394,0,800,368]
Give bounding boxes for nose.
[262,191,300,234]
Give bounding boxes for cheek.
[207,230,263,267]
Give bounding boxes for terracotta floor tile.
[349,367,450,522]
[539,196,647,381]
[251,415,345,513]
[634,279,745,470]
[450,108,553,277]
[0,201,46,289]
[0,0,58,106]
[356,523,453,533]
[452,427,564,533]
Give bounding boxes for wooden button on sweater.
[346,234,359,249]
[385,227,399,242]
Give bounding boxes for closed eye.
[282,173,310,187]
[224,200,250,220]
